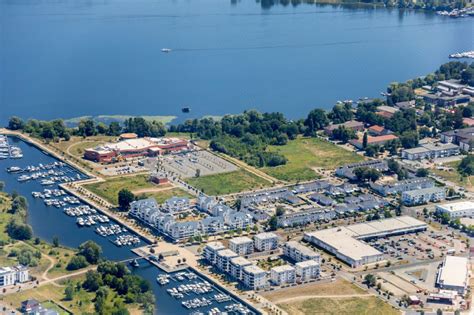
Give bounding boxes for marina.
[0,135,259,314]
[0,135,23,159]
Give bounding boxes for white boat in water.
[161,48,172,53]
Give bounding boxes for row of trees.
[6,194,33,241]
[67,240,103,270]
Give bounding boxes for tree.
[268,215,278,231]
[78,240,102,264]
[77,119,96,137]
[8,116,25,130]
[362,131,368,149]
[67,255,89,270]
[52,236,59,247]
[118,189,135,211]
[64,283,75,301]
[6,219,32,240]
[458,155,474,176]
[329,103,353,124]
[332,126,356,143]
[195,168,201,178]
[400,130,419,149]
[0,181,4,191]
[416,168,429,177]
[364,274,376,287]
[304,109,329,136]
[276,206,286,217]
[83,270,103,291]
[107,122,122,136]
[354,167,381,182]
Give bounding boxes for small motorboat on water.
[161,48,172,53]
[129,259,140,268]
[182,107,190,113]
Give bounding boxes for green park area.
[83,174,155,205]
[279,296,400,315]
[262,137,364,182]
[185,169,271,195]
[136,188,194,204]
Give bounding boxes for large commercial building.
[270,265,296,285]
[304,216,427,267]
[436,201,474,219]
[254,232,279,252]
[229,237,254,256]
[401,187,446,206]
[436,255,469,295]
[0,265,29,287]
[283,241,320,263]
[84,137,190,162]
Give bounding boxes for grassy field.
[136,188,194,204]
[185,170,271,195]
[262,137,364,182]
[431,161,474,191]
[83,174,155,204]
[279,296,399,315]
[0,192,12,242]
[50,135,115,157]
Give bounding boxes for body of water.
[1,0,473,124]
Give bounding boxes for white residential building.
[401,187,446,206]
[270,265,296,285]
[283,241,320,263]
[229,236,254,256]
[242,265,268,290]
[295,260,320,281]
[229,256,252,280]
[0,266,28,287]
[436,256,469,295]
[216,249,238,273]
[254,232,279,252]
[436,201,474,219]
[203,241,225,265]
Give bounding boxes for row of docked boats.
[65,205,97,216]
[18,172,80,184]
[22,161,67,173]
[32,188,67,198]
[76,214,110,226]
[113,234,141,247]
[95,224,126,237]
[182,297,212,309]
[0,135,23,159]
[449,51,474,59]
[437,8,474,18]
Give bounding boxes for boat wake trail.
[168,39,380,52]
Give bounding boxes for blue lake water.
[1,0,473,124]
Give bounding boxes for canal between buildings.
[0,136,258,315]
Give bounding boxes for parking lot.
[160,150,238,178]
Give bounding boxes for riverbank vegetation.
[184,169,272,195]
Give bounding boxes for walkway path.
[132,185,177,195]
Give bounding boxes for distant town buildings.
[0,265,28,287]
[350,134,398,150]
[401,187,446,206]
[441,127,474,152]
[336,160,388,180]
[324,120,364,136]
[436,201,474,219]
[436,255,469,295]
[84,137,191,163]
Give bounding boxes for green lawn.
[83,175,155,204]
[431,160,474,191]
[136,188,194,204]
[279,296,399,315]
[262,137,364,182]
[185,170,271,195]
